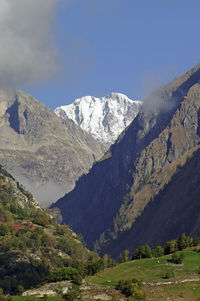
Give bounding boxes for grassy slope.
[87,249,200,286]
[143,282,200,301]
[87,249,200,300]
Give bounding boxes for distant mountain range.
[0,90,104,207]
[55,93,142,147]
[52,63,200,258]
[0,90,143,208]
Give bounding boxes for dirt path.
[144,277,200,286]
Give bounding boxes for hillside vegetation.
[87,247,200,301]
[0,165,99,295]
[88,249,200,286]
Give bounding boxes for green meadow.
[87,249,200,286]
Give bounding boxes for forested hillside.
[0,165,99,294]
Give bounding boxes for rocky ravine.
[52,63,200,256]
[55,93,142,147]
[0,90,105,207]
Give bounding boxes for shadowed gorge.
[102,147,200,258]
[52,64,200,256]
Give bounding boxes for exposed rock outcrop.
[0,90,105,206]
[23,280,125,300]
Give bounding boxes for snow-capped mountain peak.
[55,93,142,146]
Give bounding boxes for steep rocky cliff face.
[102,146,200,258]
[0,90,105,206]
[52,64,200,254]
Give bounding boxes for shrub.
[63,284,80,301]
[168,252,184,264]
[162,271,174,279]
[120,250,129,263]
[55,225,69,236]
[116,278,145,299]
[164,240,178,254]
[17,284,24,295]
[132,245,152,260]
[153,246,164,257]
[47,267,82,285]
[32,212,49,227]
[0,224,10,236]
[177,234,193,250]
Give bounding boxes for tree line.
[120,234,200,262]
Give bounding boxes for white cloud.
[0,0,59,89]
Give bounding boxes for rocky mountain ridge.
[55,93,142,147]
[52,63,200,257]
[0,89,105,206]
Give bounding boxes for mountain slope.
[88,247,200,301]
[55,93,142,146]
[52,63,200,254]
[0,90,105,206]
[0,165,98,294]
[102,146,200,258]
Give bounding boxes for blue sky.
[25,0,200,110]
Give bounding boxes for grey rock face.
[103,146,200,259]
[52,64,200,254]
[0,90,105,207]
